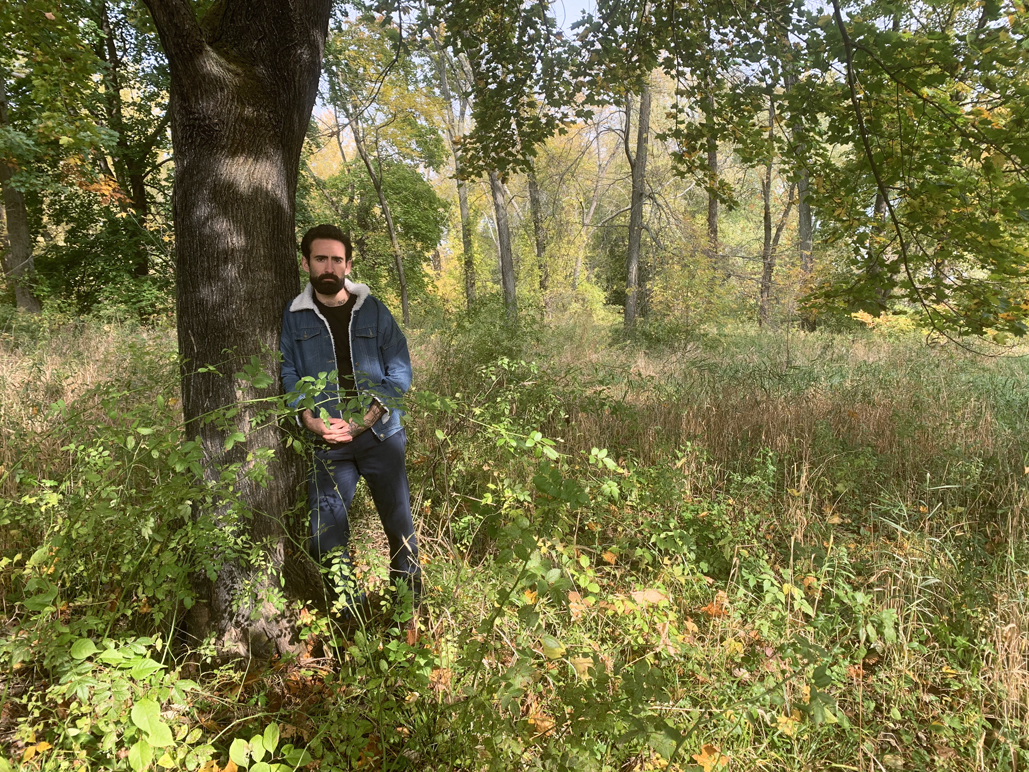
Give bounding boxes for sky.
[554,0,596,31]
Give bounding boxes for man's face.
[303,238,351,296]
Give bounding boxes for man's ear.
[301,255,310,273]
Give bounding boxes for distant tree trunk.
[705,93,719,266]
[95,0,169,278]
[141,0,330,660]
[489,170,517,321]
[784,71,816,331]
[458,181,475,307]
[427,31,476,309]
[527,166,548,299]
[868,192,889,312]
[624,81,652,331]
[0,74,42,313]
[759,96,796,327]
[797,167,815,330]
[349,116,410,325]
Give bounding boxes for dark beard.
[312,274,345,295]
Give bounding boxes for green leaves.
[70,637,98,660]
[131,699,174,747]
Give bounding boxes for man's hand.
[302,403,384,444]
[302,410,361,443]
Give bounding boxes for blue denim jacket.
[280,281,411,441]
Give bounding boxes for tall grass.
[2,310,1027,770]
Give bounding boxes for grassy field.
[1,309,1027,771]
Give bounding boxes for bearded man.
[280,224,420,629]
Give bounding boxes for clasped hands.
[302,402,384,444]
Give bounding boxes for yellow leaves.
[22,742,52,763]
[523,589,538,604]
[601,550,617,565]
[199,760,221,772]
[776,709,804,737]
[691,744,729,772]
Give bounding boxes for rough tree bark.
[489,170,517,321]
[624,81,651,331]
[141,0,330,659]
[0,74,42,313]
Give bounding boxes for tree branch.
[139,0,204,69]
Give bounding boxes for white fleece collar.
[289,279,370,313]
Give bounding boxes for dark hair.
[301,224,352,261]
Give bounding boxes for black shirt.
[313,293,360,414]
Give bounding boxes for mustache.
[312,274,345,291]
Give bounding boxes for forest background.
[1,0,1028,770]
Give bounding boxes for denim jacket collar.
[288,279,370,314]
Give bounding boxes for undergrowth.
[1,310,1027,771]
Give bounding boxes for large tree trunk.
[489,170,517,321]
[527,166,548,299]
[0,75,42,313]
[624,82,651,331]
[142,0,330,660]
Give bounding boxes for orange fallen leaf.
[700,591,729,618]
[601,551,617,565]
[567,591,586,620]
[692,743,729,772]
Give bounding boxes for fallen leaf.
[601,551,617,565]
[691,743,729,772]
[630,588,668,606]
[700,591,728,618]
[569,656,592,679]
[44,11,56,19]
[527,711,555,734]
[567,591,586,620]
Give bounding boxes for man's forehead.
[308,238,348,257]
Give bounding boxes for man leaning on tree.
[280,223,420,635]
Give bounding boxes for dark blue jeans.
[308,428,420,610]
